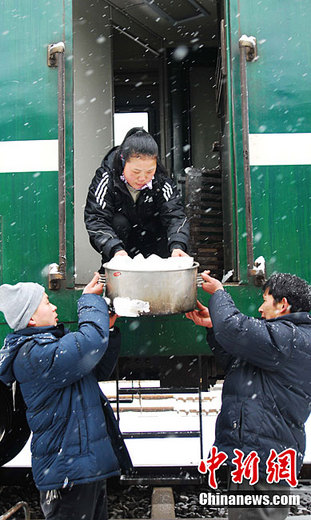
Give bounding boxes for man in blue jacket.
[186,271,311,520]
[0,273,131,520]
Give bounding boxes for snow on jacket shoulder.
[84,148,190,259]
[0,294,132,490]
[207,289,311,478]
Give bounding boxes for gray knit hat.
[0,282,45,331]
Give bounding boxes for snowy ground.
[5,381,311,469]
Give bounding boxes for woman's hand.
[186,300,213,328]
[171,248,189,257]
[114,250,128,257]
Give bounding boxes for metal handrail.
[47,42,66,288]
[239,35,258,278]
[0,501,30,520]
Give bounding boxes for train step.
[122,430,200,439]
[120,466,203,486]
[117,387,201,395]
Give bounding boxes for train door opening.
[73,1,235,284]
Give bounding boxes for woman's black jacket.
[84,148,190,260]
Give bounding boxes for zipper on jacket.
[177,217,187,233]
[238,404,244,443]
[78,420,82,455]
[94,230,115,240]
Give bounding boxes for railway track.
[1,387,311,519]
[1,479,311,519]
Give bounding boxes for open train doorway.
[73,1,233,284]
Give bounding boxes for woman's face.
[123,155,157,190]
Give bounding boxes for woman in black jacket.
[84,128,190,270]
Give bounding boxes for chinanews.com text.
[199,491,300,508]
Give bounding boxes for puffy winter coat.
[84,149,190,260]
[0,294,131,490]
[207,290,311,479]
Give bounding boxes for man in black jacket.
[84,128,190,270]
[186,271,311,519]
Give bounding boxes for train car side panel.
[228,0,311,281]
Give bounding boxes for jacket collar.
[267,312,311,326]
[119,173,153,191]
[12,323,66,339]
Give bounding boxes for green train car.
[0,0,310,461]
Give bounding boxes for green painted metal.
[252,165,311,279]
[0,216,3,285]
[1,172,58,282]
[224,0,239,278]
[116,284,263,357]
[0,3,74,285]
[228,0,311,282]
[63,0,75,288]
[0,283,263,355]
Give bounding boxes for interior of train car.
[72,0,234,285]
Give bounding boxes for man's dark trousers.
[40,480,108,520]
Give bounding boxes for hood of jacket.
[0,324,66,386]
[101,146,118,172]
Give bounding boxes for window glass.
[114,112,149,145]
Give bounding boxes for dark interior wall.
[114,82,160,141]
[189,65,221,170]
[113,30,163,153]
[167,47,220,192]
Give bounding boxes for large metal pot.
[104,262,199,316]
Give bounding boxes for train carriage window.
[114,112,149,146]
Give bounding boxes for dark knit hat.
[0,282,45,331]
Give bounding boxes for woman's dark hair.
[263,273,311,313]
[113,127,163,174]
